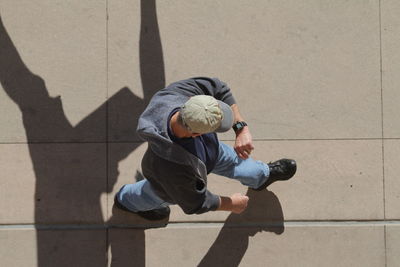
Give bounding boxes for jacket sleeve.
[163,77,236,106]
[192,77,236,106]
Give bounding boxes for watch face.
[233,121,247,132]
[233,122,244,131]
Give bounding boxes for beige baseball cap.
[180,95,234,134]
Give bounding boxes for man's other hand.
[218,193,249,214]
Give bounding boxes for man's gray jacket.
[137,77,236,214]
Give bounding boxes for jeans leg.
[212,142,270,189]
[116,179,171,212]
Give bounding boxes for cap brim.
[216,101,234,133]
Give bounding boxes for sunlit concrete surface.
[0,0,398,266]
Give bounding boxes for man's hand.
[230,193,249,214]
[234,126,254,159]
[217,193,249,214]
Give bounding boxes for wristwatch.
[232,121,248,133]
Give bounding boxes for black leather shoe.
[114,195,170,221]
[252,159,297,191]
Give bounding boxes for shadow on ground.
[198,189,284,267]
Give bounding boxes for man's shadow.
[198,189,285,267]
[0,1,164,266]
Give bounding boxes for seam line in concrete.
[1,220,400,230]
[379,0,386,221]
[378,0,387,266]
[105,0,110,265]
[3,138,400,145]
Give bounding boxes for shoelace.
[268,162,284,173]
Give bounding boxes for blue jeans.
[116,142,270,212]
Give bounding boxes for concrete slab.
[387,225,400,267]
[107,140,384,222]
[268,140,383,221]
[384,140,400,219]
[107,224,384,267]
[156,0,381,140]
[0,1,107,143]
[0,228,106,267]
[0,143,107,224]
[382,0,400,138]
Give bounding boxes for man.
[114,77,297,220]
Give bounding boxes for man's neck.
[170,112,191,138]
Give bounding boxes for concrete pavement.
[0,0,399,266]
